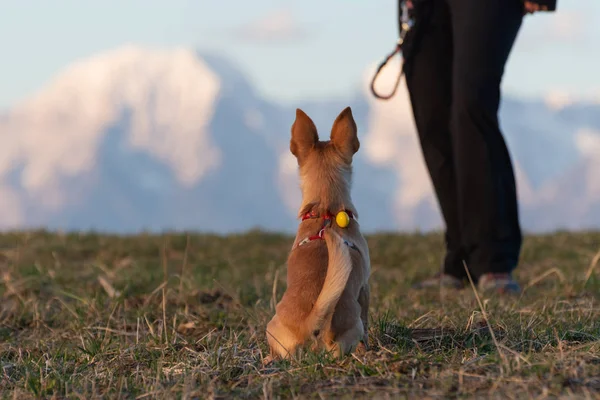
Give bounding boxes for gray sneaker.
[477,273,521,294]
[412,272,465,290]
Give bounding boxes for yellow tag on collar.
[335,211,350,228]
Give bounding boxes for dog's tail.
[305,228,352,337]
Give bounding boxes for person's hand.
[523,1,548,14]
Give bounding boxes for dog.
[265,106,371,361]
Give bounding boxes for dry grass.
[0,230,599,399]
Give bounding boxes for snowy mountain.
[0,46,598,233]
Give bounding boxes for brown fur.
[265,107,371,361]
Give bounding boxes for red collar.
[301,209,355,221]
[295,209,359,251]
[294,209,356,248]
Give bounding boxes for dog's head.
[290,107,359,216]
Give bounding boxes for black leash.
[370,0,414,100]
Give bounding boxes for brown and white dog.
[265,107,371,361]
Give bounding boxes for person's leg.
[404,0,466,286]
[447,0,524,289]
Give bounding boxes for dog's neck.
[297,164,357,219]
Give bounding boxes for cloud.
[544,90,574,110]
[233,9,309,43]
[544,89,600,111]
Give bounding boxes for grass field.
[0,230,599,399]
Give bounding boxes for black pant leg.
[404,0,466,278]
[447,0,524,280]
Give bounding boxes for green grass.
[0,230,599,399]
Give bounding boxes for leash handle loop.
[370,0,413,101]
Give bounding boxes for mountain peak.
[4,45,225,193]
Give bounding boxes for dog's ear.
[290,108,318,161]
[330,106,359,161]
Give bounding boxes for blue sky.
[0,0,598,109]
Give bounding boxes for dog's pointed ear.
[290,108,318,161]
[330,106,359,161]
